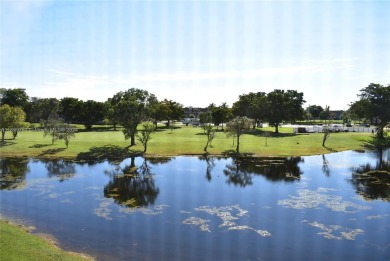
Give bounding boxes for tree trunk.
[377,124,385,140]
[130,134,136,146]
[236,135,240,154]
[1,129,5,142]
[275,124,279,134]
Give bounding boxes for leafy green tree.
[78,100,105,130]
[225,116,253,154]
[28,97,60,123]
[203,124,216,153]
[266,89,305,134]
[137,121,155,153]
[41,116,75,147]
[59,97,82,124]
[319,105,330,123]
[106,96,122,130]
[146,99,162,129]
[199,111,213,133]
[322,127,331,147]
[41,116,63,145]
[307,105,324,121]
[350,83,390,139]
[0,88,29,111]
[113,88,157,146]
[210,103,232,130]
[0,105,26,142]
[159,99,184,127]
[233,92,267,129]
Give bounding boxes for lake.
[1,149,389,260]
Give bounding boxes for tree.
[78,100,105,130]
[319,105,330,123]
[59,97,82,124]
[233,92,267,129]
[27,97,60,123]
[322,126,331,147]
[350,83,390,140]
[203,123,216,153]
[146,100,162,129]
[199,111,213,133]
[41,116,62,145]
[41,116,75,147]
[113,88,156,146]
[225,116,253,154]
[211,103,232,130]
[266,89,305,134]
[137,121,155,153]
[0,88,29,111]
[307,105,324,121]
[0,105,26,142]
[158,99,184,127]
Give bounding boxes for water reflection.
[0,158,29,190]
[103,157,160,208]
[322,155,331,177]
[41,159,76,182]
[223,157,304,187]
[350,149,390,201]
[198,156,220,181]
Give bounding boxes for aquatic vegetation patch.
[119,204,169,215]
[85,186,100,190]
[227,225,271,237]
[94,200,113,220]
[182,205,271,237]
[303,220,364,240]
[182,217,211,232]
[278,188,371,213]
[366,214,389,220]
[61,199,72,204]
[45,193,59,199]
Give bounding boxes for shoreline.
[0,215,95,260]
[0,147,376,161]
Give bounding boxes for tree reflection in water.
[0,158,29,190]
[350,149,390,201]
[41,159,76,182]
[104,157,165,208]
[198,156,222,181]
[322,155,331,177]
[223,157,304,187]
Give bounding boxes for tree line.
[1,83,389,150]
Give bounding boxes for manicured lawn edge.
[0,218,94,261]
[0,125,375,159]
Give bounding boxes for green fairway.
[0,124,373,158]
[0,219,93,261]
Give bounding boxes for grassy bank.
[0,219,93,261]
[0,124,373,159]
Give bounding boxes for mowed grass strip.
[0,125,373,158]
[0,219,93,261]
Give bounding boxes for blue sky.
[1,0,389,110]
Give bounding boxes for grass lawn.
[0,219,93,261]
[0,124,373,159]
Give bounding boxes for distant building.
[329,110,344,120]
[183,107,208,118]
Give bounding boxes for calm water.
[1,149,389,261]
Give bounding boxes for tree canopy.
[225,116,253,154]
[112,88,157,146]
[266,89,305,134]
[0,105,26,142]
[349,83,390,139]
[0,88,29,110]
